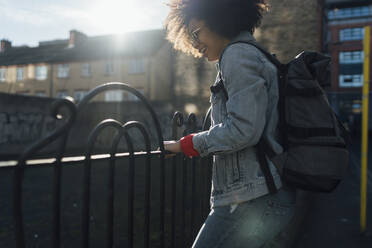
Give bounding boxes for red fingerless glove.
[180,133,200,157]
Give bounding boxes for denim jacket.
[192,31,283,208]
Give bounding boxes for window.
[328,6,371,20]
[340,28,364,41]
[339,74,363,87]
[0,68,6,82]
[16,67,24,81]
[104,90,123,102]
[74,90,88,102]
[57,64,70,78]
[81,63,91,77]
[339,51,364,64]
[124,88,144,101]
[56,90,68,98]
[129,58,145,74]
[35,66,48,80]
[35,91,46,97]
[104,61,114,75]
[339,51,364,88]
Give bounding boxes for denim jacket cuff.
[180,134,200,157]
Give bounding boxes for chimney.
[0,39,11,52]
[68,30,87,48]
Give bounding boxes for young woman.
[163,0,297,247]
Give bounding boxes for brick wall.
[257,0,323,63]
[327,22,372,92]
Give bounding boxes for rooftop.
[0,29,167,66]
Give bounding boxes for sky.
[0,0,169,47]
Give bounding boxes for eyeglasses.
[190,27,202,47]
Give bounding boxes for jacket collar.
[229,31,257,44]
[216,31,257,71]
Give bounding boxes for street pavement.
[293,134,372,248]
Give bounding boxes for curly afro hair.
[164,0,269,57]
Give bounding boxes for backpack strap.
[210,74,229,100]
[218,40,284,194]
[218,41,283,69]
[256,139,278,194]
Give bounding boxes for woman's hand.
[159,140,181,159]
[164,140,182,153]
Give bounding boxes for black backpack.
[217,41,352,194]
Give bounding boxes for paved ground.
[293,134,372,248]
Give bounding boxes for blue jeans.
[192,187,297,248]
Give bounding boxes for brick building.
[0,30,174,102]
[324,0,372,129]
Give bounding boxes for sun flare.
[88,0,147,34]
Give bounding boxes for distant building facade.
[324,0,372,129]
[325,0,372,91]
[0,30,173,102]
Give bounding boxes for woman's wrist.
[163,140,182,153]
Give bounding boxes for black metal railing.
[3,82,212,248]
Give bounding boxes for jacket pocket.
[213,155,226,193]
[225,152,241,186]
